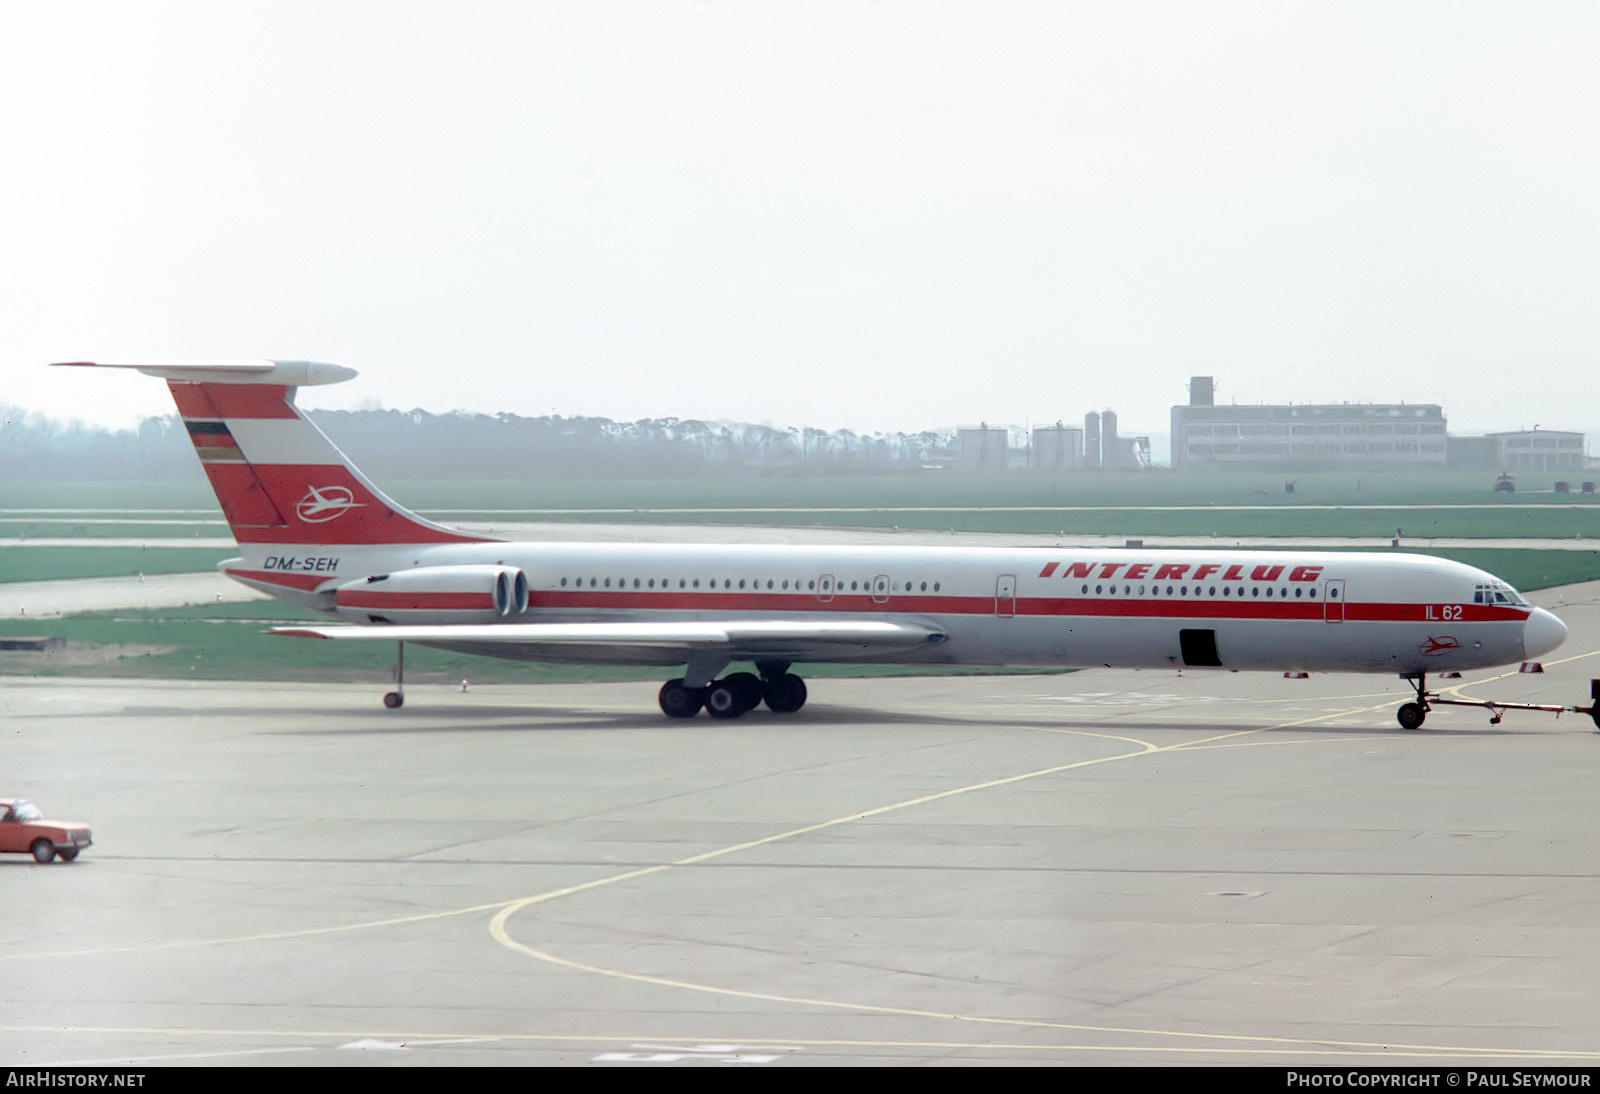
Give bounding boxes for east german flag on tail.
[52,361,488,548]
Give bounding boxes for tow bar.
[1397,675,1600,730]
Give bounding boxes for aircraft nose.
[1522,608,1568,660]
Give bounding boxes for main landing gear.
[659,665,808,719]
[1396,673,1600,730]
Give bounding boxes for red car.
[0,798,92,863]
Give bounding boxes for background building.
[1488,430,1586,473]
[1030,423,1085,471]
[957,425,1008,473]
[1083,412,1101,470]
[1171,375,1448,472]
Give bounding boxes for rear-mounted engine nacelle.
[332,565,529,624]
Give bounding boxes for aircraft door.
[817,573,835,603]
[1324,579,1345,622]
[995,574,1016,618]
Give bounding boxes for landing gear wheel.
[704,681,748,719]
[763,673,807,713]
[30,839,55,864]
[659,679,705,718]
[384,642,406,711]
[721,672,764,713]
[1397,702,1427,730]
[58,848,79,863]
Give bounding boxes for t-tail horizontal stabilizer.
[52,359,486,548]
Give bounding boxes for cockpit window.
[1475,582,1528,607]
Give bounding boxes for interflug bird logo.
[296,485,364,523]
[1419,635,1461,657]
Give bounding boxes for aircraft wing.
[270,619,947,660]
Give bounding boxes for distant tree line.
[1,404,956,483]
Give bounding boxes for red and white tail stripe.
[53,361,487,547]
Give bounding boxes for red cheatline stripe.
[335,592,497,611]
[525,590,1528,625]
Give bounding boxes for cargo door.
[1180,629,1223,667]
[995,574,1016,618]
[1324,579,1346,622]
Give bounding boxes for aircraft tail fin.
[51,361,486,547]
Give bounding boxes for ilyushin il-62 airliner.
[56,361,1588,730]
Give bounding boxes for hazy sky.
[4,1,1598,450]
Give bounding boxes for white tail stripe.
[210,418,347,466]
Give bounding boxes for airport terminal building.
[1487,429,1587,473]
[1171,377,1448,472]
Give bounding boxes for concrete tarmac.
[3,584,1599,1067]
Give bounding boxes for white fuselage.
[225,540,1555,676]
